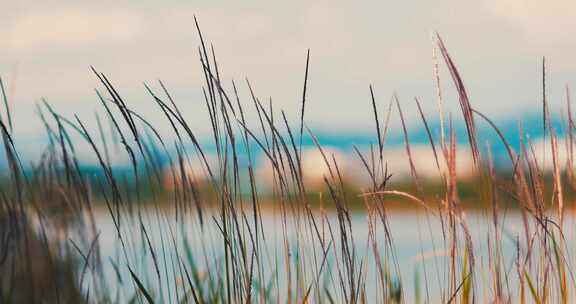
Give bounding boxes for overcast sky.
[2,0,576,147]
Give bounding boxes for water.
[90,206,576,302]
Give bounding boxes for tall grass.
[1,22,575,303]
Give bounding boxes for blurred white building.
[256,147,348,188]
[346,145,476,185]
[528,137,576,172]
[256,144,476,188]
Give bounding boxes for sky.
[1,0,576,161]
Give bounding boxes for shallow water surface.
[92,206,576,302]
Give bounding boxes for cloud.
[483,0,576,45]
[2,8,143,51]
